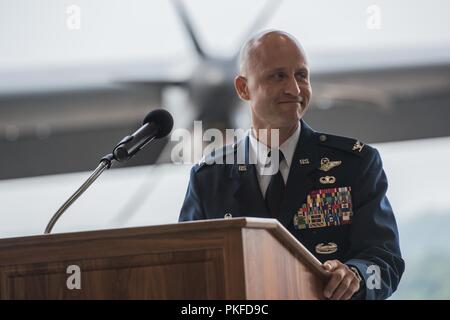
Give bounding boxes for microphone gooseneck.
[43,109,173,234]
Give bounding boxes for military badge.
[315,242,338,255]
[293,187,353,229]
[319,158,342,172]
[319,176,336,184]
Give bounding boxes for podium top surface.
[0,217,328,278]
[0,217,284,245]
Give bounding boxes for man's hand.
[323,260,360,300]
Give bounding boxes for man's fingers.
[322,260,361,300]
[341,280,360,300]
[323,268,346,298]
[323,260,339,271]
[330,274,354,300]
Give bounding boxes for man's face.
[242,35,312,128]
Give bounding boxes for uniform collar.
[248,122,301,170]
[228,119,319,225]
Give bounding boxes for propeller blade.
[233,0,283,60]
[171,0,206,59]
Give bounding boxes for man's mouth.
[278,99,304,105]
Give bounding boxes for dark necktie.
[265,150,285,219]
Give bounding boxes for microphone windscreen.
[143,109,174,138]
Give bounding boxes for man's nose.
[284,76,301,96]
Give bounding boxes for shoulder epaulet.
[315,132,370,157]
[194,142,238,172]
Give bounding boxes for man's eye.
[272,73,285,80]
[296,72,308,80]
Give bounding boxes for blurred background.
[1,0,450,299]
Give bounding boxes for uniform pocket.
[294,225,351,262]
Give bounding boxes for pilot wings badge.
[319,158,342,172]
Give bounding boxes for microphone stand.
[44,154,115,234]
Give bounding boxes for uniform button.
[319,135,327,142]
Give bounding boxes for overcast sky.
[1,0,450,71]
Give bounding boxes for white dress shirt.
[248,123,301,198]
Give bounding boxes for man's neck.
[251,122,299,147]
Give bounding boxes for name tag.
[294,187,353,230]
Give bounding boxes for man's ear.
[234,75,250,101]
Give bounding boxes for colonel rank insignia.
[352,140,364,152]
[294,187,353,229]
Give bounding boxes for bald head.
[234,29,312,131]
[238,30,307,76]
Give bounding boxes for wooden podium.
[0,218,328,299]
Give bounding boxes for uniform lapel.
[278,120,320,228]
[230,136,270,218]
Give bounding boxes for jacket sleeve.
[178,166,206,222]
[345,147,405,300]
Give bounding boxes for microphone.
[113,109,174,162]
[44,109,173,234]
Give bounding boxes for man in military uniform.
[179,30,404,300]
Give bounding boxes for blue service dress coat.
[179,120,404,299]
